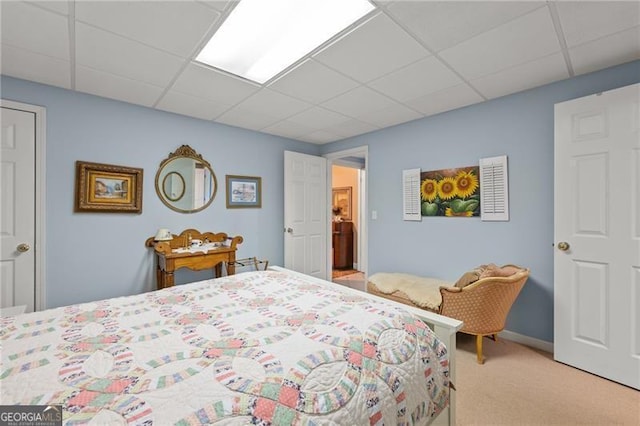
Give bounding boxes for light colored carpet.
[454,334,640,425]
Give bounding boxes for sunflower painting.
[420,166,480,217]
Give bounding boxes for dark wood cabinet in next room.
[333,221,353,269]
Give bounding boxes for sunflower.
[454,170,479,198]
[437,177,457,200]
[445,208,474,217]
[421,179,438,202]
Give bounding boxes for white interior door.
[284,151,327,279]
[1,105,37,313]
[554,83,639,389]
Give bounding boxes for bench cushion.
[367,272,453,311]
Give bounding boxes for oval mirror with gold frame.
[155,145,217,213]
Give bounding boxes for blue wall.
[321,60,640,343]
[3,60,638,342]
[1,76,319,308]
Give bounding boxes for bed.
[0,267,462,425]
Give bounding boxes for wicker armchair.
[438,265,529,364]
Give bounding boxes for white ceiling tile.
[300,130,342,144]
[1,1,69,60]
[471,53,569,99]
[237,89,312,120]
[198,1,234,12]
[556,1,640,48]
[171,63,260,105]
[570,26,640,76]
[268,59,359,104]
[406,84,484,117]
[75,1,221,58]
[287,107,351,129]
[261,120,317,139]
[368,56,461,102]
[0,44,70,89]
[322,86,403,119]
[439,7,561,80]
[76,66,165,107]
[75,23,185,87]
[329,119,379,139]
[215,107,283,131]
[355,102,422,128]
[27,1,68,15]
[386,1,545,52]
[156,90,229,121]
[313,13,429,83]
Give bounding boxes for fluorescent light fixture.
[195,0,375,84]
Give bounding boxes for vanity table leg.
[214,263,222,278]
[164,271,175,288]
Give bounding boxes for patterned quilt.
[1,270,449,425]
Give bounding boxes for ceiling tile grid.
[1,0,638,144]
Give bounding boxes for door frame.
[1,99,46,311]
[324,146,368,279]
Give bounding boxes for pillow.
[454,264,488,288]
[454,270,481,288]
[479,264,521,279]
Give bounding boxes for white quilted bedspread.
[0,270,449,425]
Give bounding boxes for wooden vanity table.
[145,229,243,290]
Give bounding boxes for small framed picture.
[226,175,262,208]
[75,161,143,213]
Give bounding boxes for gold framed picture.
[332,186,352,221]
[75,161,143,213]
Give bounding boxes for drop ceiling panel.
[76,66,165,107]
[570,27,640,76]
[356,102,422,128]
[1,2,69,60]
[471,52,569,99]
[1,1,637,144]
[313,13,429,83]
[406,84,484,117]
[322,86,405,119]
[236,89,312,120]
[368,56,462,102]
[75,23,185,87]
[556,1,640,48]
[439,7,561,80]
[0,44,70,89]
[75,1,221,58]
[269,59,360,104]
[385,1,545,52]
[28,1,68,15]
[156,90,229,121]
[287,107,352,129]
[171,63,259,104]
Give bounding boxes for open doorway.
[325,147,367,291]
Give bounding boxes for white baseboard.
[498,329,554,353]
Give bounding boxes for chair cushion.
[479,264,521,279]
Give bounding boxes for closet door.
[554,83,639,389]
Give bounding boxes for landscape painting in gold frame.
[75,161,143,213]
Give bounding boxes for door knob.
[285,228,293,234]
[557,242,570,251]
[16,243,30,253]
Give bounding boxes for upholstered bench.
[367,264,530,363]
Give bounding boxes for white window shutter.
[480,155,509,221]
[402,168,422,221]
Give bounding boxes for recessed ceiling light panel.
[195,0,375,84]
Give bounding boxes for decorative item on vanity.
[155,145,217,214]
[154,228,173,241]
[225,175,262,208]
[75,161,143,213]
[145,229,243,290]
